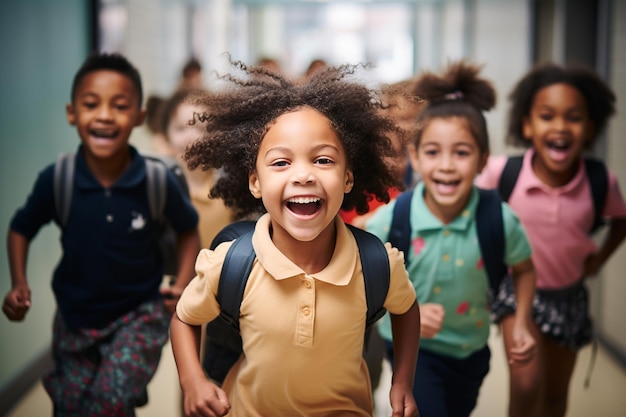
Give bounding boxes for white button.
[106,214,114,222]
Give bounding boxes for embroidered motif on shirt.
[130,212,146,231]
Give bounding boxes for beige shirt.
[177,214,416,416]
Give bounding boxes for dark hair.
[145,95,165,134]
[160,88,207,138]
[71,52,143,107]
[412,60,496,154]
[507,62,616,147]
[184,61,402,220]
[182,58,202,78]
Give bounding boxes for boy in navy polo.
[2,53,200,417]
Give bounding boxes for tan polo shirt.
[177,214,416,416]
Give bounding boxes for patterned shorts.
[43,298,170,417]
[491,276,593,351]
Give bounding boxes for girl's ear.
[66,103,76,126]
[477,150,490,174]
[344,169,354,193]
[522,117,533,142]
[249,171,262,199]
[407,143,420,173]
[585,121,595,144]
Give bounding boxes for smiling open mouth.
[286,197,322,216]
[90,128,118,138]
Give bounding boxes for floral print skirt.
[491,276,592,351]
[43,297,170,417]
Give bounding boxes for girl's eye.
[456,149,470,157]
[538,113,553,121]
[566,114,583,123]
[423,149,438,156]
[115,104,131,111]
[315,157,333,165]
[83,102,97,109]
[272,160,289,167]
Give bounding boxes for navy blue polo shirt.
[11,145,198,329]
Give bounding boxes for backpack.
[202,220,391,384]
[387,187,508,298]
[53,152,190,277]
[498,155,608,234]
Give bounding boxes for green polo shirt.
[366,183,531,359]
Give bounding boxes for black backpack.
[202,220,391,384]
[387,187,508,298]
[53,152,190,277]
[498,155,608,234]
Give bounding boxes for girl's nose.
[292,168,315,184]
[439,153,454,170]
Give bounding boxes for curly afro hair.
[183,61,404,220]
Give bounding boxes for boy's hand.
[419,303,444,338]
[3,285,31,321]
[182,378,231,417]
[160,285,183,314]
[507,321,537,366]
[390,383,419,417]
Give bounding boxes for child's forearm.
[7,230,30,288]
[170,313,205,389]
[511,258,535,322]
[173,229,201,290]
[389,301,420,387]
[596,217,626,266]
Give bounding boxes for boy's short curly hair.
[507,62,616,148]
[184,61,403,220]
[71,52,143,107]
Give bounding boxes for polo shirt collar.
[75,145,145,190]
[519,148,586,194]
[410,181,478,233]
[252,214,357,286]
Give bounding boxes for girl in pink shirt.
[476,63,626,417]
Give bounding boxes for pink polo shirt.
[476,149,626,289]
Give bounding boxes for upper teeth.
[288,197,320,204]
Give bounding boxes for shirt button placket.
[296,275,315,346]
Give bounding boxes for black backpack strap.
[145,157,167,221]
[210,221,258,250]
[53,152,76,227]
[498,155,523,202]
[216,230,256,332]
[584,158,608,233]
[347,224,390,330]
[475,188,507,296]
[388,189,415,265]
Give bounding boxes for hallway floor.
[5,326,626,417]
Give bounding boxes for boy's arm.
[389,301,420,417]
[585,217,626,276]
[170,313,230,416]
[508,258,537,365]
[3,230,32,321]
[161,229,200,312]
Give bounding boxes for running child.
[476,62,626,417]
[366,60,537,417]
[170,62,421,417]
[2,53,200,417]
